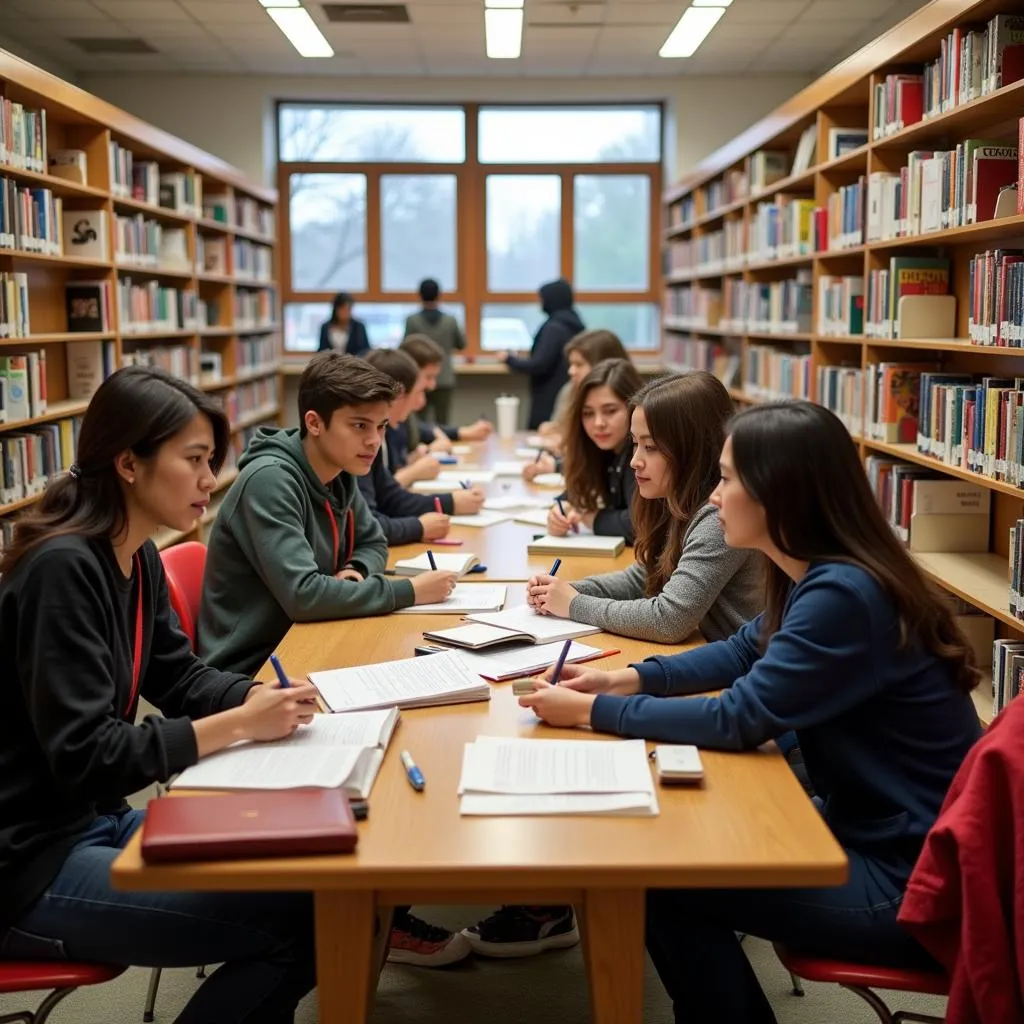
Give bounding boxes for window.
[278,103,663,354]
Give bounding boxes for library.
[0,1,1020,1023]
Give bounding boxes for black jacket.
[506,279,584,429]
[318,317,370,355]
[356,446,455,545]
[559,444,636,544]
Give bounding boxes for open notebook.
[393,583,507,614]
[527,534,625,557]
[171,708,399,799]
[393,552,481,576]
[309,650,491,713]
[424,603,600,649]
[455,640,606,681]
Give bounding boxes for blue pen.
[269,653,291,689]
[549,558,562,577]
[461,479,471,490]
[549,639,573,688]
[401,750,425,791]
[427,549,438,571]
[556,498,567,516]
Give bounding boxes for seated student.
[527,371,763,644]
[547,358,642,544]
[198,352,459,678]
[526,329,630,482]
[318,292,370,355]
[0,366,320,1022]
[520,400,983,1024]
[403,278,465,425]
[359,348,484,544]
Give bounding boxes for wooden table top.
[112,616,848,895]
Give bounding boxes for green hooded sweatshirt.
[198,427,415,676]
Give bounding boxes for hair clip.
[68,464,82,480]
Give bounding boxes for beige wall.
[78,71,811,188]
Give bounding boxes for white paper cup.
[495,395,520,439]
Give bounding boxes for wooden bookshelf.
[0,48,282,551]
[661,0,1024,685]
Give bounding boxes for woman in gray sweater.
[528,371,763,644]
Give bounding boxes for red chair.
[160,541,207,650]
[0,961,125,1024]
[774,944,948,1024]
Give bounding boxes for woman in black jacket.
[500,278,584,429]
[317,292,370,355]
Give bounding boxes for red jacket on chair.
[898,695,1024,1024]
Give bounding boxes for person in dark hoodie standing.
[198,353,458,679]
[497,278,585,429]
[403,279,465,424]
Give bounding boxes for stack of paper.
[458,737,659,816]
[527,534,625,557]
[309,650,491,713]
[171,708,399,799]
[439,470,496,484]
[424,604,600,649]
[393,583,507,614]
[455,640,606,681]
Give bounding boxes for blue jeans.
[645,845,936,1024]
[0,809,315,1024]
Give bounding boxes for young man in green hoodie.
[198,352,457,678]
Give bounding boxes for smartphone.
[350,799,369,821]
[414,645,446,657]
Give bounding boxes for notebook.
[411,480,463,493]
[309,650,491,713]
[458,737,659,817]
[393,552,480,576]
[513,508,552,528]
[485,495,550,511]
[455,640,606,681]
[527,534,625,557]
[439,470,496,484]
[141,790,358,863]
[531,473,565,488]
[491,461,530,476]
[393,583,507,614]
[171,708,399,799]
[423,604,600,649]
[449,510,510,528]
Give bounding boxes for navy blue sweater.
[592,561,981,854]
[356,448,455,545]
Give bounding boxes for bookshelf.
[0,49,281,552]
[662,0,1024,723]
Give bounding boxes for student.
[497,278,585,429]
[520,400,983,1024]
[547,359,642,544]
[403,278,465,424]
[0,366,321,1022]
[526,329,630,482]
[527,371,763,644]
[198,352,458,678]
[359,348,483,544]
[317,292,370,355]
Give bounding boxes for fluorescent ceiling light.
[258,0,300,7]
[659,5,725,58]
[485,7,523,59]
[486,0,524,7]
[267,6,333,57]
[691,0,732,6]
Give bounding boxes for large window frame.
[276,101,664,354]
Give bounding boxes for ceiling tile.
[604,4,681,27]
[131,20,214,39]
[93,0,190,20]
[178,1,267,21]
[726,1,810,24]
[10,0,109,18]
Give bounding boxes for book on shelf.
[748,150,788,192]
[61,209,108,262]
[817,275,864,336]
[865,257,950,339]
[66,339,116,401]
[1019,117,1024,216]
[827,128,867,159]
[873,74,924,138]
[991,639,1024,720]
[526,534,626,558]
[0,352,46,424]
[0,415,80,506]
[0,99,46,173]
[65,280,113,333]
[0,272,29,339]
[968,249,1024,346]
[817,365,863,436]
[47,149,87,185]
[159,170,201,219]
[865,362,937,444]
[790,124,817,175]
[393,551,480,576]
[0,178,62,255]
[424,604,600,650]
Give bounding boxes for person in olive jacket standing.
[499,278,585,429]
[403,278,465,424]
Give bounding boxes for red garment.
[898,695,1024,1024]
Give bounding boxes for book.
[171,708,400,798]
[424,604,601,649]
[309,650,491,713]
[527,534,626,557]
[62,209,108,260]
[393,551,480,576]
[393,583,507,614]
[455,640,607,681]
[141,790,358,864]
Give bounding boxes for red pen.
[433,539,463,546]
[434,497,443,514]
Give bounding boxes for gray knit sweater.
[568,504,764,644]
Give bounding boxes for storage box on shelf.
[0,49,280,554]
[662,0,1024,712]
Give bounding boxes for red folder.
[141,789,357,863]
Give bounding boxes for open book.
[424,603,600,649]
[171,708,399,799]
[393,583,507,614]
[527,534,625,557]
[455,640,607,681]
[309,650,491,713]
[393,551,480,576]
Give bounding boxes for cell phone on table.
[349,799,369,821]
[414,645,446,657]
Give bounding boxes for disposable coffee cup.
[495,394,520,439]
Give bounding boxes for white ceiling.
[4,0,927,78]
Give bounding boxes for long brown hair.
[563,359,643,514]
[728,401,980,693]
[564,329,629,367]
[0,366,230,576]
[632,372,735,596]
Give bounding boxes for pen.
[433,539,464,546]
[549,558,562,577]
[427,549,438,570]
[461,479,471,490]
[269,653,291,689]
[556,499,579,534]
[549,639,573,688]
[434,497,443,514]
[401,750,425,791]
[534,448,544,463]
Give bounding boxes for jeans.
[0,809,316,1024]
[645,845,936,1024]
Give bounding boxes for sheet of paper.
[531,473,565,489]
[515,447,542,458]
[526,434,544,447]
[439,470,496,484]
[485,495,551,511]
[411,480,462,493]
[513,508,552,527]
[468,604,600,642]
[459,737,654,795]
[455,640,603,680]
[393,583,507,614]
[310,650,490,713]
[449,510,511,528]
[451,444,473,455]
[491,461,530,476]
[396,552,476,573]
[460,792,658,816]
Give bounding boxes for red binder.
[141,789,357,863]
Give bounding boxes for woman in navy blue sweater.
[520,400,982,1024]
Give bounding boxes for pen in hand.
[401,750,425,791]
[549,558,561,577]
[556,498,579,534]
[427,549,438,571]
[269,653,291,689]
[434,497,443,514]
[549,639,573,688]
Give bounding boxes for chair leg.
[788,970,805,996]
[0,1008,35,1024]
[30,987,77,1024]
[143,967,162,1022]
[195,966,206,979]
[841,984,897,1024]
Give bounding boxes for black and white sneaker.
[387,910,472,967]
[462,905,579,958]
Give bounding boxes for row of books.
[235,289,277,328]
[742,345,811,402]
[0,177,62,255]
[122,343,200,383]
[117,279,209,334]
[991,637,1024,719]
[0,272,29,339]
[660,335,739,388]
[204,195,275,240]
[0,98,46,174]
[817,364,863,436]
[0,416,80,508]
[718,273,812,335]
[817,275,864,336]
[667,194,696,230]
[114,214,190,271]
[664,285,719,325]
[109,142,203,218]
[211,377,280,423]
[863,257,950,339]
[232,239,273,283]
[968,249,1024,347]
[0,352,47,423]
[236,335,278,373]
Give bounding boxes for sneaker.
[462,905,580,958]
[387,912,472,967]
